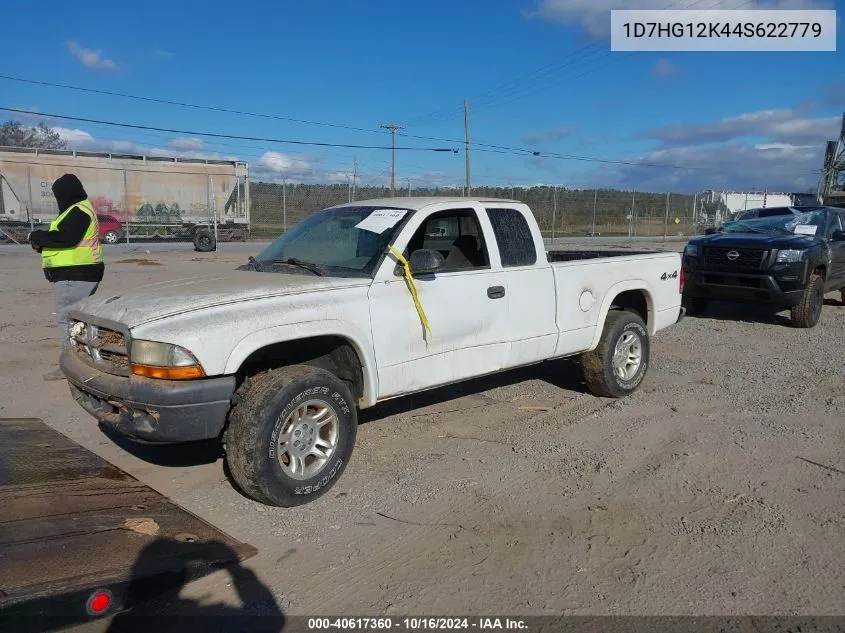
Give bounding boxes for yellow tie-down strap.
[389,246,431,336]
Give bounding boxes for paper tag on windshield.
[354,209,407,234]
[793,224,817,235]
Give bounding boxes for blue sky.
[1,0,842,193]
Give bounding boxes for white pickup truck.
[61,197,685,506]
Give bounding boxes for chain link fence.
[249,182,714,241]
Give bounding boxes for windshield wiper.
[273,257,324,276]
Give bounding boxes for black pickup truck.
[681,206,845,328]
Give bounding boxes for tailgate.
[0,418,258,628]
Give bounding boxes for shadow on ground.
[98,425,223,467]
[359,356,586,423]
[3,538,284,633]
[688,294,845,327]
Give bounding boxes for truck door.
[368,206,510,398]
[485,206,558,367]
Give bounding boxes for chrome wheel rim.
[612,331,643,381]
[275,399,339,480]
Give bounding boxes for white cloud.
[528,0,832,37]
[167,137,204,151]
[587,141,821,192]
[651,58,678,78]
[642,109,839,146]
[66,40,119,71]
[54,127,95,145]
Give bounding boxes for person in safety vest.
[28,174,105,381]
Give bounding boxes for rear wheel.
[790,273,824,328]
[840,289,845,306]
[225,365,357,507]
[102,231,120,245]
[580,310,650,398]
[683,296,709,315]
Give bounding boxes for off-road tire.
[580,310,650,399]
[224,365,357,507]
[682,295,709,316]
[193,228,216,252]
[840,289,845,306]
[790,273,824,328]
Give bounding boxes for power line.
[406,0,739,126]
[0,107,457,152]
[0,74,386,137]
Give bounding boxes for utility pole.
[380,123,404,197]
[591,189,597,237]
[407,179,412,197]
[352,156,358,201]
[628,191,635,240]
[464,100,471,196]
[663,191,670,241]
[551,186,557,239]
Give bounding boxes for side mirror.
[832,230,845,241]
[408,248,445,275]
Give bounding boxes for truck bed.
[547,249,659,262]
[0,418,258,629]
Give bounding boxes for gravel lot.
[1,240,844,625]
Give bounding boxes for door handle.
[487,285,506,299]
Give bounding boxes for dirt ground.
[1,241,844,625]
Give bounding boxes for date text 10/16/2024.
[306,617,528,630]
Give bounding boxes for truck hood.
[71,272,370,328]
[691,233,821,249]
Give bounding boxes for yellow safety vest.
[42,198,104,268]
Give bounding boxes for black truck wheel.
[790,272,824,328]
[193,228,216,252]
[224,365,357,507]
[579,310,650,398]
[682,296,709,316]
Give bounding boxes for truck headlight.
[684,244,698,258]
[776,249,804,263]
[130,340,205,380]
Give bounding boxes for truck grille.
[704,247,765,269]
[69,320,130,375]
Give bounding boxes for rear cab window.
[486,207,537,267]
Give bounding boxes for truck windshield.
[721,210,828,236]
[252,206,412,277]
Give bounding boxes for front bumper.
[61,349,236,443]
[682,267,806,307]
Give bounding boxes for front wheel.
[790,273,824,328]
[225,365,357,507]
[579,310,650,398]
[102,231,120,245]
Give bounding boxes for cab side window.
[405,209,489,272]
[486,207,537,267]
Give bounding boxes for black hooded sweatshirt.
[29,174,105,283]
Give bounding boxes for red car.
[96,214,124,245]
